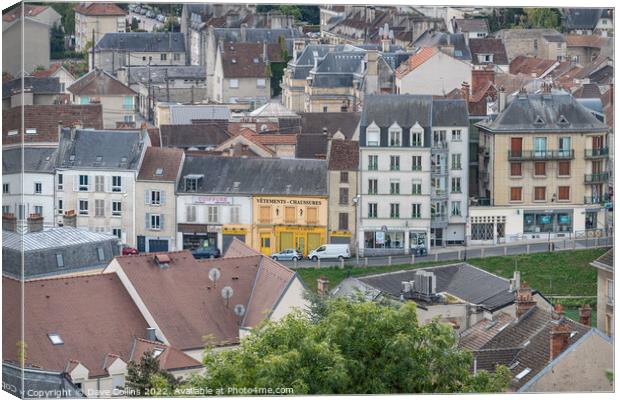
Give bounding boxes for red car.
[122,246,139,256]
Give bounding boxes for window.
[410,129,423,147]
[150,190,162,205]
[186,205,197,222]
[2,183,9,194]
[207,206,218,223]
[112,201,122,216]
[534,162,546,176]
[229,79,239,88]
[411,203,421,218]
[534,187,546,201]
[338,213,348,230]
[559,137,571,156]
[339,187,349,204]
[256,78,266,88]
[389,156,400,171]
[150,214,161,230]
[451,154,462,170]
[57,174,63,190]
[173,53,181,61]
[284,206,295,223]
[451,177,461,193]
[2,205,10,214]
[155,168,164,176]
[510,187,522,202]
[95,199,105,217]
[34,205,43,215]
[95,175,104,192]
[366,128,380,146]
[412,180,422,195]
[510,162,522,177]
[451,201,461,216]
[340,171,349,183]
[56,254,64,268]
[230,207,240,224]
[607,279,614,305]
[79,200,89,215]
[185,178,198,192]
[307,207,318,224]
[451,129,462,141]
[368,179,378,195]
[534,137,547,155]
[368,203,377,218]
[57,199,63,215]
[48,333,63,345]
[368,155,378,170]
[389,127,401,146]
[412,156,422,171]
[160,53,167,61]
[323,106,328,113]
[390,203,400,218]
[97,247,105,262]
[390,180,400,195]
[558,186,570,201]
[259,206,270,223]
[558,161,570,176]
[33,182,42,194]
[112,176,122,192]
[79,175,89,191]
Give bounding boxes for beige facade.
[596,268,614,337]
[281,71,306,112]
[75,12,126,52]
[135,180,178,252]
[2,18,50,76]
[304,84,362,113]
[73,93,135,129]
[328,170,357,246]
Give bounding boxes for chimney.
[366,50,378,76]
[579,304,592,326]
[550,304,571,360]
[263,42,268,63]
[381,38,390,53]
[146,327,157,341]
[27,214,43,233]
[515,283,537,318]
[2,213,17,232]
[499,86,507,112]
[461,82,470,103]
[472,67,495,94]
[317,276,329,296]
[63,210,77,228]
[240,23,247,42]
[510,270,521,292]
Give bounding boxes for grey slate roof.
[178,155,327,196]
[2,363,84,398]
[476,92,608,133]
[3,76,61,98]
[348,263,517,312]
[2,227,119,279]
[413,30,472,61]
[128,66,206,85]
[2,147,57,175]
[169,105,231,124]
[95,32,185,52]
[563,8,606,30]
[56,128,146,170]
[590,248,613,273]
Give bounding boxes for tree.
[50,23,65,59]
[49,3,75,35]
[523,8,562,30]
[125,351,179,397]
[186,298,511,395]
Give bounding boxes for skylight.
[26,128,37,135]
[96,156,103,162]
[515,368,531,380]
[48,333,64,345]
[69,155,76,161]
[154,168,164,176]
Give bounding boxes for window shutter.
[145,190,150,205]
[160,215,165,230]
[145,213,150,229]
[105,176,111,193]
[160,191,166,205]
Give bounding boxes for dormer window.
[154,168,163,176]
[184,175,203,192]
[366,122,380,147]
[388,123,402,147]
[558,115,569,125]
[410,122,424,147]
[152,348,164,358]
[534,115,545,125]
[26,128,37,135]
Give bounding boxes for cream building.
[74,2,127,52]
[590,248,614,338]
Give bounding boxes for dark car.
[191,246,221,259]
[122,246,139,256]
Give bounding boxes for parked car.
[156,14,165,22]
[122,246,139,256]
[146,10,155,18]
[308,244,350,261]
[271,249,303,261]
[191,246,221,259]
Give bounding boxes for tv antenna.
[208,268,221,288]
[221,286,234,307]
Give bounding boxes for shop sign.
[559,215,571,224]
[194,196,230,205]
[539,215,552,224]
[375,231,385,244]
[223,228,247,235]
[256,197,324,206]
[330,230,352,237]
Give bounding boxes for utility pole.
[127,50,131,84]
[165,68,170,102]
[91,29,95,70]
[147,60,152,122]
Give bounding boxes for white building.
[357,95,469,255]
[55,128,149,247]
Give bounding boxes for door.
[307,233,321,254]
[280,232,294,251]
[260,233,271,256]
[592,135,604,149]
[511,137,522,157]
[137,236,146,253]
[294,235,305,255]
[148,239,169,253]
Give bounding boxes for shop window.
[558,161,570,176]
[307,207,318,224]
[534,162,546,176]
[558,186,570,201]
[510,187,522,202]
[471,223,494,240]
[586,211,597,230]
[534,187,546,201]
[364,231,404,249]
[510,163,522,177]
[284,206,295,223]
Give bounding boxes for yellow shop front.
[252,195,328,256]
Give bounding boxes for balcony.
[431,214,448,228]
[508,150,574,161]
[431,189,448,199]
[584,194,611,205]
[584,173,609,184]
[584,148,609,159]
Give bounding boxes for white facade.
[396,51,471,96]
[2,172,56,227]
[55,169,138,247]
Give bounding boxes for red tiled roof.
[220,42,285,78]
[30,63,74,79]
[509,56,558,78]
[74,3,126,16]
[3,4,49,22]
[328,139,359,171]
[396,48,438,78]
[250,133,297,146]
[137,147,184,182]
[130,338,202,371]
[565,34,611,49]
[67,69,136,96]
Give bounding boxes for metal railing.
[584,148,609,158]
[508,150,574,161]
[584,173,609,184]
[584,194,610,204]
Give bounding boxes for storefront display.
[523,210,573,233]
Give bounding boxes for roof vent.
[154,254,170,268]
[154,168,164,176]
[558,115,569,125]
[232,58,237,64]
[534,115,545,125]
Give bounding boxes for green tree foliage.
[49,3,75,35]
[255,5,320,24]
[186,298,511,395]
[486,8,525,31]
[50,24,65,59]
[522,8,562,30]
[125,350,179,397]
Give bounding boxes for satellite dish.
[208,268,221,283]
[234,304,246,316]
[221,286,234,307]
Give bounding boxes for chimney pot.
[550,317,571,360]
[27,214,44,233]
[515,283,536,318]
[63,210,77,228]
[2,213,17,232]
[579,304,592,326]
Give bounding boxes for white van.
[308,244,350,261]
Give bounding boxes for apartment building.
[473,86,610,244]
[55,128,149,247]
[494,29,567,62]
[358,95,469,256]
[74,2,127,52]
